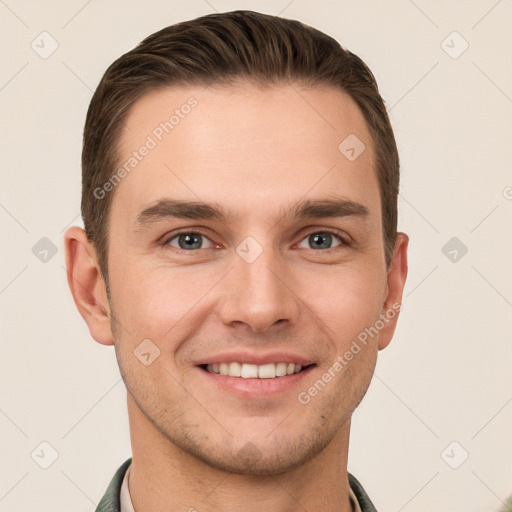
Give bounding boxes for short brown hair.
[82,10,399,284]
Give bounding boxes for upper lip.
[195,351,315,367]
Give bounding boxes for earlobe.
[378,232,409,350]
[63,226,114,346]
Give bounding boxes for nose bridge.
[218,234,299,332]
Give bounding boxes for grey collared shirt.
[95,458,378,512]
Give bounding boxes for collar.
[96,458,377,512]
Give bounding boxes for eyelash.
[160,228,350,254]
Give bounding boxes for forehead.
[111,81,380,226]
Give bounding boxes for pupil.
[311,233,331,249]
[180,234,201,250]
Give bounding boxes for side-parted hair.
[82,10,400,283]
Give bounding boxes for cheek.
[301,263,385,345]
[109,248,386,353]
[109,265,221,345]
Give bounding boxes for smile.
[204,362,312,379]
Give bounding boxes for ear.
[378,232,409,350]
[63,226,114,346]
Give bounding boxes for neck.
[127,393,354,512]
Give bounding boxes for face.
[71,82,407,475]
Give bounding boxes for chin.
[179,430,332,476]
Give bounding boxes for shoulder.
[348,472,379,512]
[95,458,132,512]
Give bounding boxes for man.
[65,10,408,512]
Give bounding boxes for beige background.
[1,1,511,511]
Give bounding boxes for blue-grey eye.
[298,232,343,250]
[168,233,213,250]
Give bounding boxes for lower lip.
[198,365,316,398]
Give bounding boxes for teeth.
[228,362,241,377]
[205,362,306,379]
[241,363,258,378]
[258,363,275,379]
[276,362,287,376]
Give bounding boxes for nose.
[217,240,300,333]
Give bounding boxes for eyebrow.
[134,197,370,229]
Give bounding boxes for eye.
[297,230,345,250]
[165,232,214,251]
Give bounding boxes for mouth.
[194,353,317,398]
[200,362,316,379]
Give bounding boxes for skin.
[65,82,408,512]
